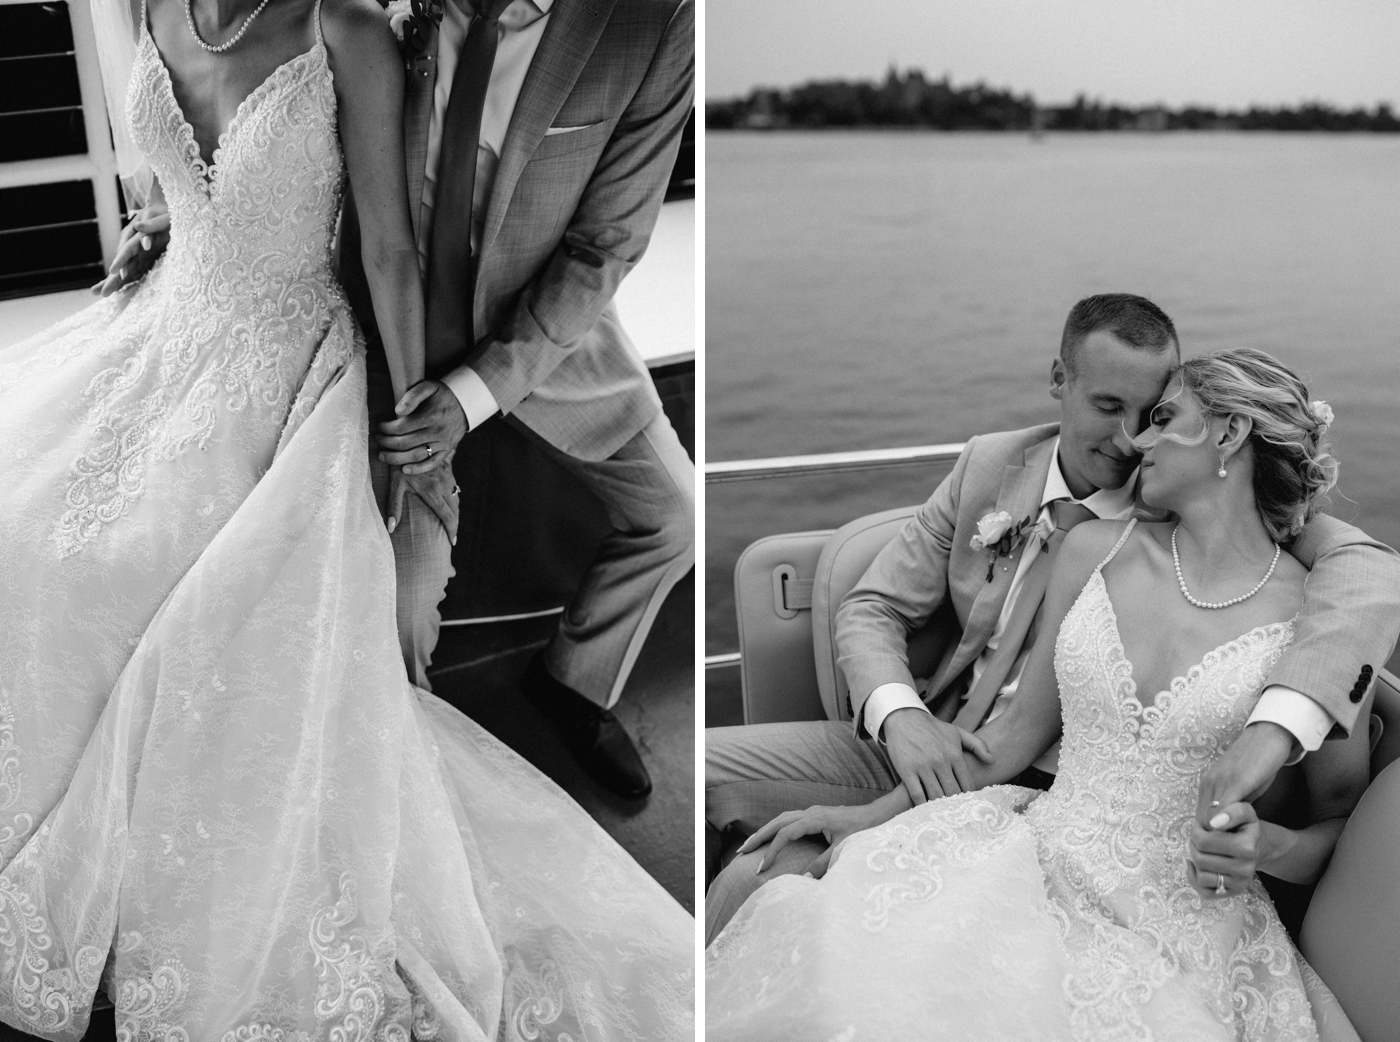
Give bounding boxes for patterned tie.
[953,499,1099,731]
[425,0,514,369]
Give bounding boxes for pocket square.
[545,123,599,135]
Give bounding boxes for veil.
[89,0,153,209]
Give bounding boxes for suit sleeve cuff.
[441,366,500,432]
[1247,685,1335,765]
[864,684,929,745]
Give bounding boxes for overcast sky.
[706,0,1400,109]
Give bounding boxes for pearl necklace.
[1172,525,1280,610]
[185,0,276,52]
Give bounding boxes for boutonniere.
[969,511,1051,582]
[388,0,442,62]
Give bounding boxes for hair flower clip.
[1310,399,1333,434]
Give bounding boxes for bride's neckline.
[1088,568,1294,723]
[139,9,327,186]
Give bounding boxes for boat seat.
[1300,669,1400,1042]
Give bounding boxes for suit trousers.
[704,721,898,945]
[368,363,693,706]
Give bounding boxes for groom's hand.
[882,708,994,805]
[1195,721,1295,829]
[378,381,468,475]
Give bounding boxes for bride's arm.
[324,0,424,402]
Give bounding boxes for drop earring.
[1218,454,1228,478]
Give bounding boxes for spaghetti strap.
[1096,517,1137,571]
[312,0,324,46]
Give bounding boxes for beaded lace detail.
[50,17,347,558]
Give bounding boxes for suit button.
[1351,689,1364,703]
[1361,664,1373,676]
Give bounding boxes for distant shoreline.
[708,69,1400,134]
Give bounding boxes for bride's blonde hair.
[1178,347,1338,543]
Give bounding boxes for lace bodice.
[35,14,352,558]
[127,10,344,293]
[1027,522,1294,899]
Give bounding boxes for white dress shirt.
[418,0,554,430]
[864,438,1333,770]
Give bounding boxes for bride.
[0,0,690,1036]
[707,349,1369,1041]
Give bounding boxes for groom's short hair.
[1060,294,1178,377]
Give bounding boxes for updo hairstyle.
[1177,347,1338,543]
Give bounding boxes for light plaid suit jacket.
[835,423,1400,740]
[342,0,693,461]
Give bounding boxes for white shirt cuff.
[863,683,929,743]
[1247,685,1335,766]
[441,365,500,431]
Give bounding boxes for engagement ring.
[1215,874,1227,896]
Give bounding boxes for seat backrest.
[811,506,960,724]
[733,530,832,724]
[1368,667,1400,777]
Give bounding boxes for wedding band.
[423,445,434,457]
[1215,874,1227,896]
[452,485,461,496]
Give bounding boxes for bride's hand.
[739,803,884,876]
[92,203,171,296]
[1187,801,1261,900]
[385,453,459,544]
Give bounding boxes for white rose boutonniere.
[386,0,413,41]
[970,511,1016,551]
[970,510,1039,582]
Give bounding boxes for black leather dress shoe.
[521,655,653,799]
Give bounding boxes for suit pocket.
[530,120,611,160]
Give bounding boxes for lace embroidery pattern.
[51,35,346,558]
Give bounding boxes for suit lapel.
[945,438,1057,683]
[402,29,441,246]
[477,0,616,255]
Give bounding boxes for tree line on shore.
[707,68,1400,133]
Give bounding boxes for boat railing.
[704,442,965,669]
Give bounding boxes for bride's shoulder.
[1053,519,1136,587]
[319,0,393,51]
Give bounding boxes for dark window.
[0,181,105,299]
[0,3,87,161]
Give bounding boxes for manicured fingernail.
[1209,812,1230,830]
[141,235,152,250]
[755,863,764,876]
[378,453,385,461]
[387,517,397,533]
[801,871,814,878]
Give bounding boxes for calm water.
[706,131,1400,711]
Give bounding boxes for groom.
[705,293,1400,941]
[339,0,694,799]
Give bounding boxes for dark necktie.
[425,0,514,369]
[953,499,1099,731]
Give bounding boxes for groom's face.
[1050,331,1178,498]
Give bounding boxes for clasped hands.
[379,381,469,544]
[738,709,994,880]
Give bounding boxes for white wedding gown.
[0,9,691,1040]
[707,521,1352,1042]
